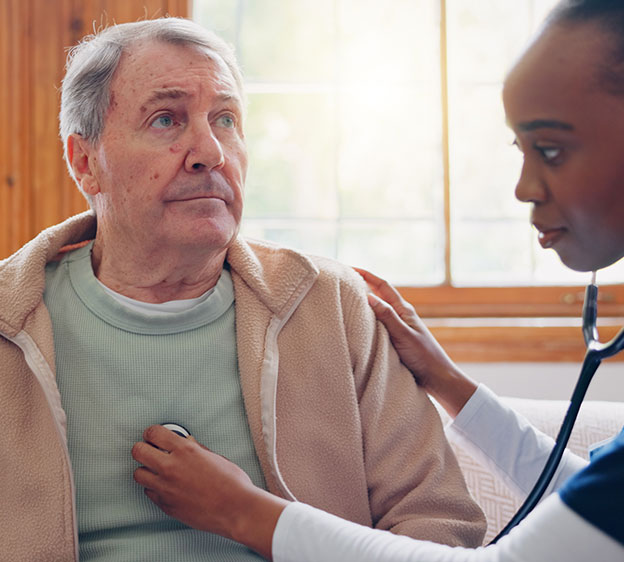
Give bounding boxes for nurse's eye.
[151,114,175,129]
[215,113,236,129]
[534,144,563,164]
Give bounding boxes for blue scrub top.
[559,427,624,545]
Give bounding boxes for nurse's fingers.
[366,293,416,340]
[355,267,421,330]
[133,465,160,488]
[131,439,169,472]
[132,424,189,473]
[143,424,187,452]
[354,267,415,318]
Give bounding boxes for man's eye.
[151,115,174,129]
[216,114,235,128]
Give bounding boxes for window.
[193,0,624,290]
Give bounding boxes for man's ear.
[67,133,100,196]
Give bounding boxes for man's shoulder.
[240,237,364,288]
[0,212,96,333]
[229,237,368,314]
[0,211,96,293]
[1,212,96,270]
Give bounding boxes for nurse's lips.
[535,225,566,248]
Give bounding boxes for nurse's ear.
[67,133,101,196]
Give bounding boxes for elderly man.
[0,17,484,561]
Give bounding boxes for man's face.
[80,39,247,256]
[503,23,624,272]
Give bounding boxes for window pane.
[446,0,560,285]
[243,219,338,256]
[452,219,532,286]
[194,0,622,287]
[195,0,444,284]
[338,86,442,219]
[244,92,338,219]
[337,0,440,85]
[192,0,237,41]
[449,85,524,221]
[337,220,444,285]
[239,0,337,82]
[244,219,444,286]
[194,0,337,82]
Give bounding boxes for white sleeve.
[272,496,624,562]
[445,384,588,498]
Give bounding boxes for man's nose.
[184,121,225,172]
[514,160,547,205]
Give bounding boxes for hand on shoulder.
[354,267,478,418]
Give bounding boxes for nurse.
[131,0,624,560]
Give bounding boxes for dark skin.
[353,267,478,418]
[131,425,287,560]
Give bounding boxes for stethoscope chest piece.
[161,423,191,438]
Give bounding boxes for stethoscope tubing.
[490,281,624,544]
[489,350,601,543]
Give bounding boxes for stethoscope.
[161,422,191,439]
[491,272,624,543]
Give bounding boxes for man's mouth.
[166,194,225,203]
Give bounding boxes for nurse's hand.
[355,267,477,418]
[132,425,288,560]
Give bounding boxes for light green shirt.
[44,242,266,561]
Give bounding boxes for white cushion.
[440,398,624,544]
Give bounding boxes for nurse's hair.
[59,17,243,204]
[548,0,624,95]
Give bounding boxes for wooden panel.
[0,0,9,259]
[400,284,624,318]
[107,0,162,22]
[70,0,107,37]
[1,1,31,258]
[15,1,33,254]
[429,321,624,363]
[31,0,70,233]
[167,0,192,16]
[0,0,189,260]
[401,284,624,362]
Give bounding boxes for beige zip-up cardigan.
[0,212,485,561]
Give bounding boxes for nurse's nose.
[184,121,225,172]
[514,160,548,205]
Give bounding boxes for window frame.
[401,284,624,362]
[192,0,624,362]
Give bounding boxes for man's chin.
[168,221,240,252]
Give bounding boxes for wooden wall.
[0,0,189,259]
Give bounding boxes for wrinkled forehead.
[113,39,242,102]
[191,44,240,93]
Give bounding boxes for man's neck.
[90,238,227,303]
